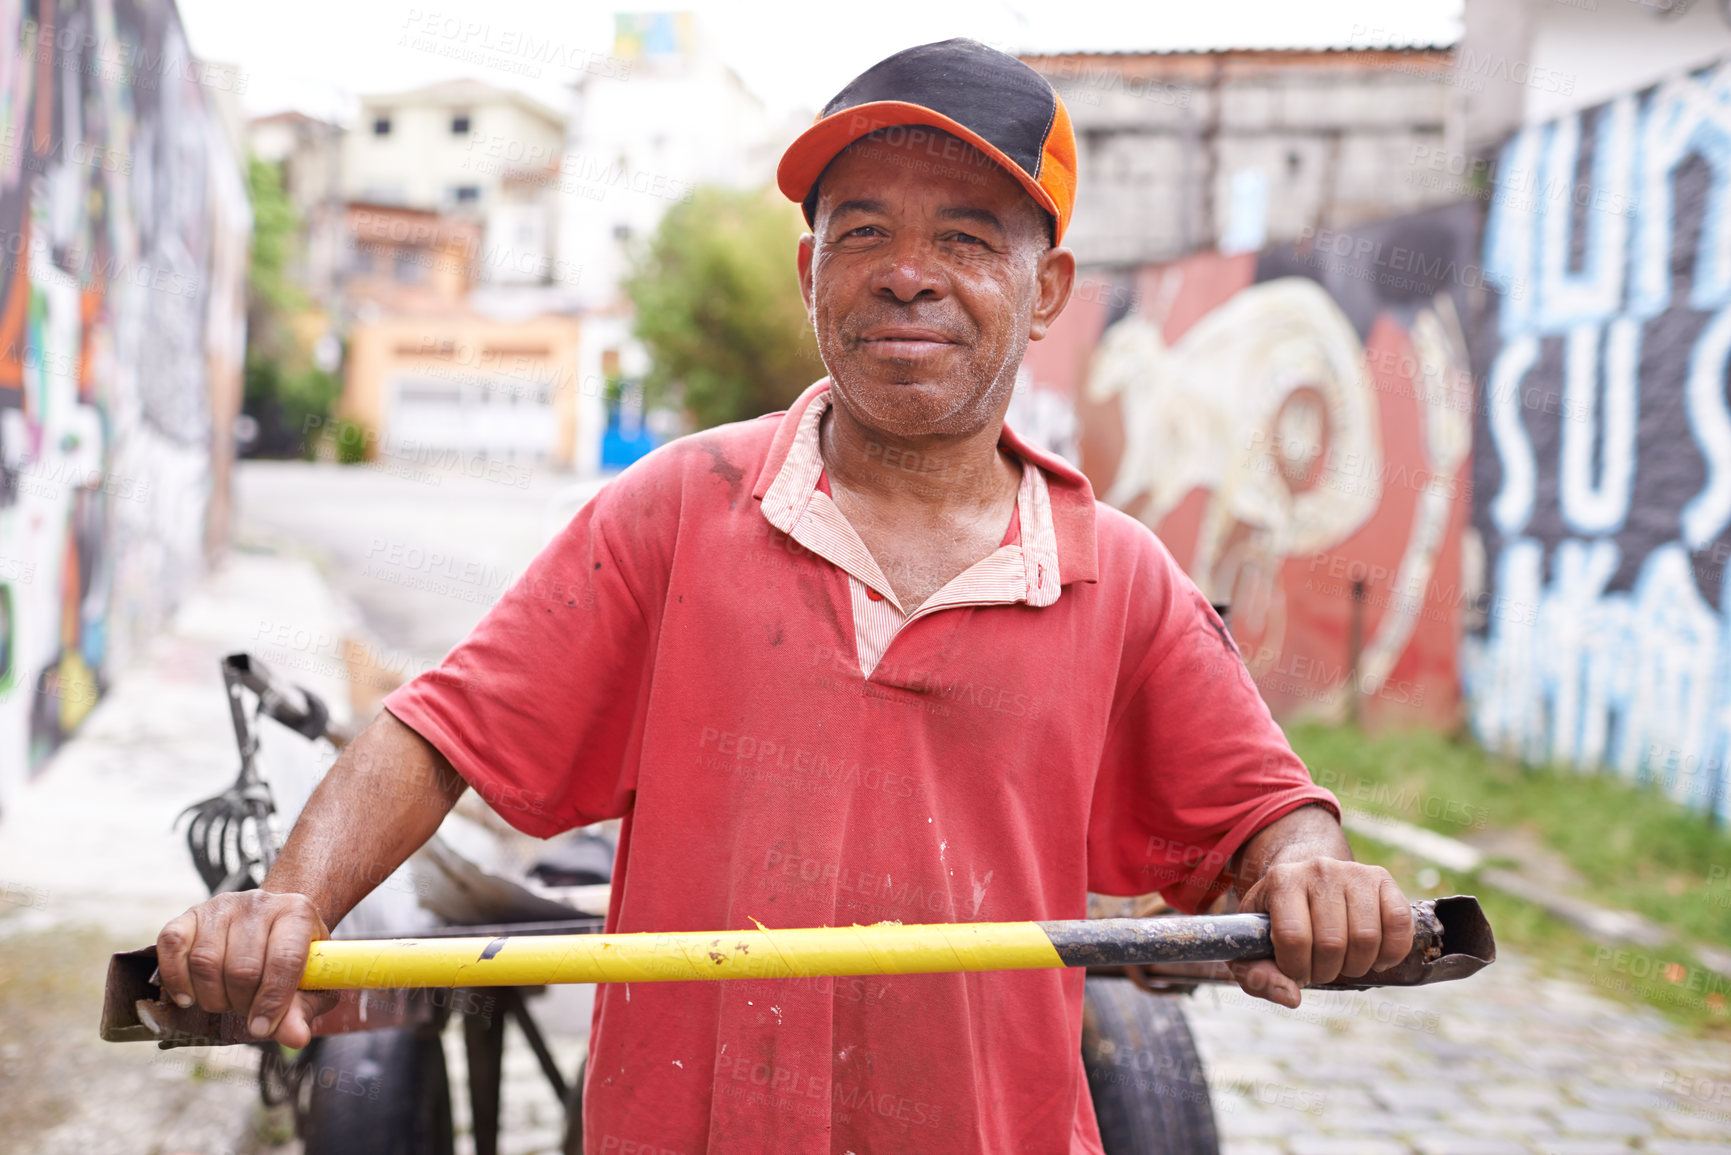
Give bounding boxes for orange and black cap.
[777,38,1077,244]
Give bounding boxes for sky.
[174,0,1463,126]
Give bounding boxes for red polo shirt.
[384,381,1336,1154]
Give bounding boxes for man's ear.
[1028,245,1076,342]
[797,233,817,317]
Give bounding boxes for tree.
[624,186,825,430]
[243,156,339,457]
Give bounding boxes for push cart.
[102,653,1493,1155]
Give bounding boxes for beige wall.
[342,313,584,468]
[343,87,565,215]
[343,204,483,313]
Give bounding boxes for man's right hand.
[156,889,336,1048]
[152,709,469,1048]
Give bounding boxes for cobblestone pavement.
[1183,950,1731,1154]
[440,996,587,1155]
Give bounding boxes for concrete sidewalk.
[0,547,361,1155]
[0,545,588,1155]
[0,548,360,942]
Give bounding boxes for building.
[547,13,790,472]
[1459,0,1731,151]
[341,203,484,318]
[330,200,587,470]
[342,79,567,225]
[1019,47,1466,268]
[271,80,595,473]
[1452,0,1731,813]
[341,311,585,471]
[248,110,346,308]
[0,0,250,800]
[556,13,783,314]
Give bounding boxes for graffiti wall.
[0,0,249,806]
[1468,59,1731,817]
[1023,203,1486,732]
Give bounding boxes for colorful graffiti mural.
[0,0,249,807]
[1468,59,1731,817]
[1022,203,1486,732]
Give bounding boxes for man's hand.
[156,889,337,1047]
[1228,857,1414,1008]
[153,709,467,1048]
[1226,804,1414,1008]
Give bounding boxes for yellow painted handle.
[302,921,1064,989]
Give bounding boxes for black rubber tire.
[1082,977,1220,1155]
[562,1056,587,1154]
[300,1027,456,1155]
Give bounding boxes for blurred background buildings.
[10,0,1731,816]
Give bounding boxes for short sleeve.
[382,476,660,838]
[1089,533,1339,913]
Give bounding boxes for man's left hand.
[1227,857,1414,1008]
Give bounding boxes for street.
[233,460,601,666]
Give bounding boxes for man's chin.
[830,374,984,436]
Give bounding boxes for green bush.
[624,186,824,429]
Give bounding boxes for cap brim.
[776,99,1060,228]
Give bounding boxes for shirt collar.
[751,380,1099,585]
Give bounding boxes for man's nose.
[869,234,947,303]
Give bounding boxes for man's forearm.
[1230,802,1350,898]
[261,708,466,929]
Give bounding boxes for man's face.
[797,127,1073,441]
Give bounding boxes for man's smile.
[858,325,962,360]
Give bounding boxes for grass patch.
[1287,722,1731,949]
[1346,829,1731,1036]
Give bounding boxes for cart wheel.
[300,1027,455,1155]
[561,1056,587,1154]
[1082,977,1220,1155]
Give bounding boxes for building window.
[612,223,632,241]
[373,113,392,136]
[451,111,471,135]
[393,247,426,284]
[452,185,481,205]
[346,242,378,276]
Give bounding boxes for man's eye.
[948,232,985,246]
[844,225,881,238]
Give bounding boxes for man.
[157,39,1412,1153]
